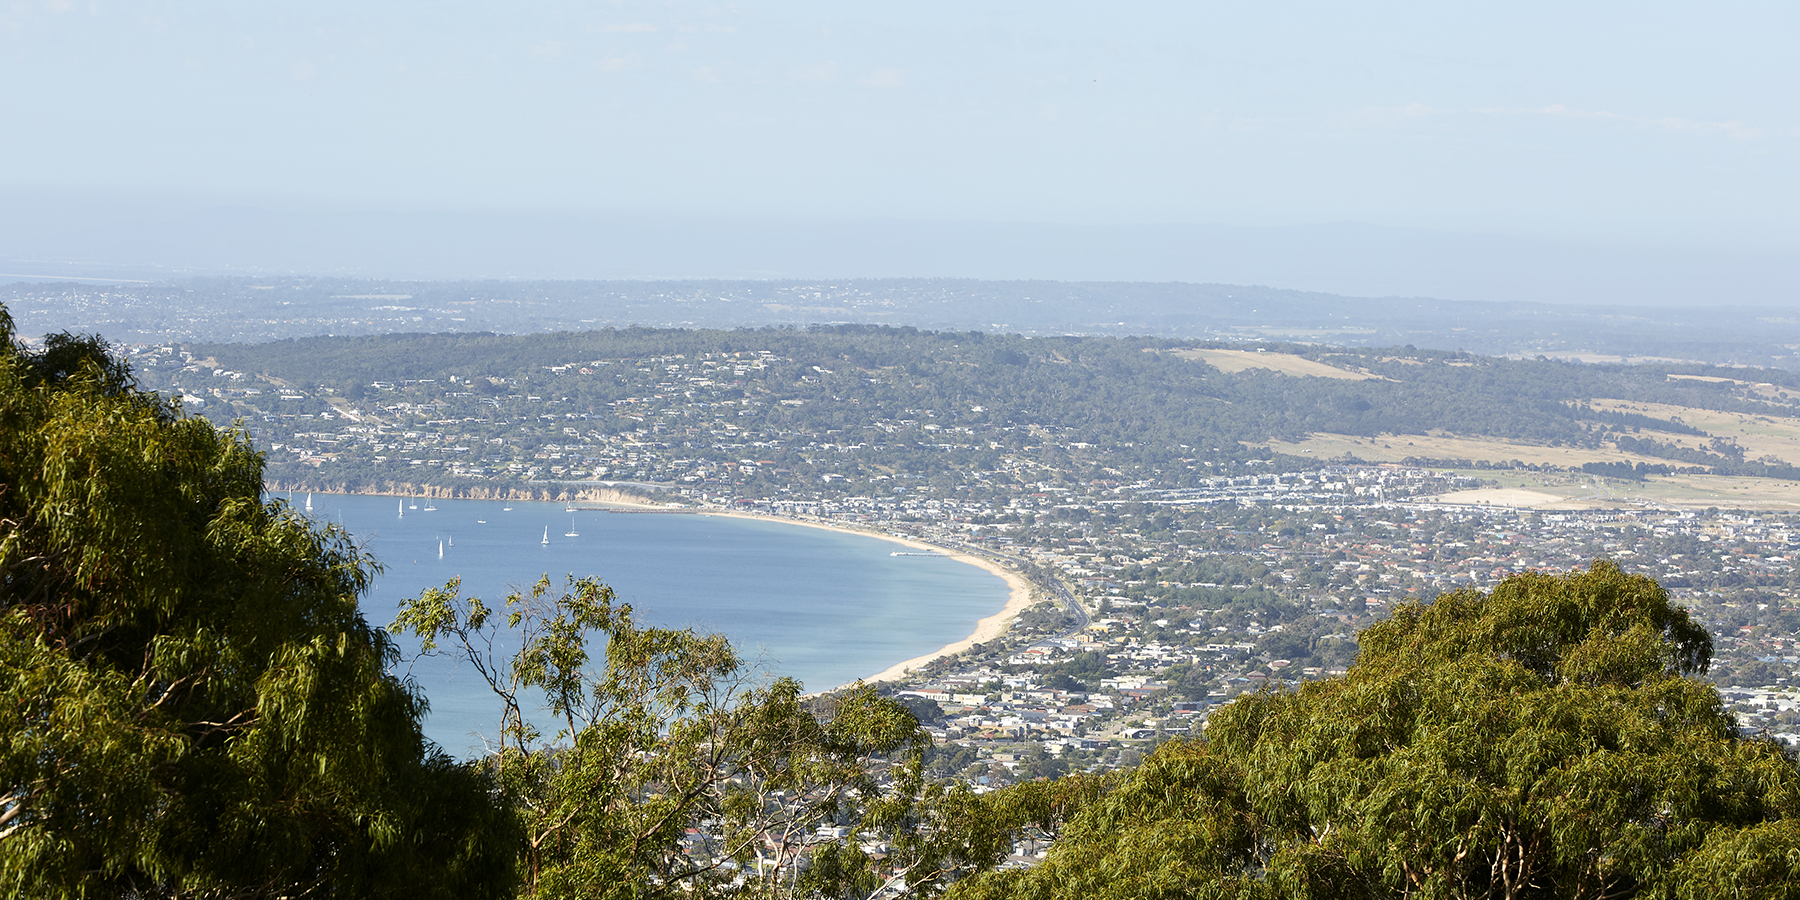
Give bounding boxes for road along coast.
[695,509,1036,688]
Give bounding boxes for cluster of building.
[127,342,1800,782]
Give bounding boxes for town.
[124,335,1800,801]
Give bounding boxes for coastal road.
[946,541,1090,648]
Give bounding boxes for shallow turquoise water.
[302,494,1004,754]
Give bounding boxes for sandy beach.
[292,490,1037,690]
[697,509,1038,687]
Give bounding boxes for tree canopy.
[0,309,515,897]
[391,574,953,900]
[948,562,1800,900]
[12,299,1800,898]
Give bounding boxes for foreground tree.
[394,575,939,899]
[391,574,1107,899]
[949,562,1800,900]
[0,309,515,898]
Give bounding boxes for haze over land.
[6,208,1795,311]
[10,276,1800,373]
[3,3,1793,310]
[13,5,1800,894]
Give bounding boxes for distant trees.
[178,324,1800,498]
[0,309,514,897]
[947,562,1800,899]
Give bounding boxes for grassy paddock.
[1169,348,1380,380]
[1263,431,1676,469]
[1586,398,1800,462]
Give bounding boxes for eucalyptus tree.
[392,574,935,899]
[949,562,1800,900]
[0,309,515,898]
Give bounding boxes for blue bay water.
[303,494,1005,754]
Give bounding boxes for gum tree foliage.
[392,575,947,899]
[948,562,1800,900]
[390,573,1118,899]
[0,308,515,898]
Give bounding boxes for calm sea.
[301,493,1005,754]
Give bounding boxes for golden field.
[1586,398,1800,462]
[1263,431,1680,469]
[1170,348,1379,380]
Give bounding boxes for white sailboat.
[305,493,312,512]
[541,526,549,546]
[398,498,404,518]
[424,500,437,511]
[438,539,444,559]
[564,517,579,538]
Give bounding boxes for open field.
[1425,488,1573,508]
[1665,373,1788,396]
[1587,399,1800,464]
[1263,431,1678,469]
[1267,429,1800,510]
[1414,468,1800,511]
[1170,348,1378,380]
[1658,374,1790,402]
[1628,475,1800,510]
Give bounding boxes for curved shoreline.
[284,487,1033,693]
[694,510,1036,688]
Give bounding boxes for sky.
[1,2,1795,301]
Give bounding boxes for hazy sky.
[2,2,1795,281]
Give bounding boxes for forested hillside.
[148,326,1800,500]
